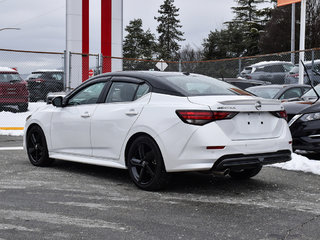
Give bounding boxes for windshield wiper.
[301,61,320,104]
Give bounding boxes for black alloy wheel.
[229,166,262,180]
[127,136,169,191]
[26,125,53,167]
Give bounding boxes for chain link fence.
[183,48,320,85]
[0,47,319,121]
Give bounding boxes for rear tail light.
[271,110,288,121]
[176,110,238,125]
[290,73,299,78]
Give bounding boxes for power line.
[13,5,64,27]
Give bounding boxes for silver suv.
[240,61,294,84]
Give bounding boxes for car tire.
[229,166,262,180]
[26,125,53,167]
[18,103,28,112]
[127,136,170,191]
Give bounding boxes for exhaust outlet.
[211,168,230,177]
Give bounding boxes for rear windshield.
[241,67,252,74]
[164,74,250,96]
[289,66,299,74]
[302,84,320,98]
[0,72,22,82]
[246,87,281,99]
[28,72,63,81]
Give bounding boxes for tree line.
[123,0,320,66]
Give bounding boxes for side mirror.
[52,96,64,107]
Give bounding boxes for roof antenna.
[301,60,320,103]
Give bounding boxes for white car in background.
[24,71,292,190]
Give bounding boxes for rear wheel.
[26,125,53,167]
[127,136,169,191]
[229,166,262,180]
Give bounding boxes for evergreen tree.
[123,19,157,70]
[202,22,245,60]
[259,0,320,54]
[231,0,269,56]
[123,19,156,59]
[155,0,184,60]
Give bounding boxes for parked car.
[284,60,320,84]
[0,67,29,112]
[284,84,320,153]
[26,69,64,101]
[221,78,270,90]
[24,71,292,190]
[240,61,294,84]
[246,84,311,101]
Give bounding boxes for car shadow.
[50,159,284,194]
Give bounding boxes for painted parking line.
[0,127,24,130]
[0,147,24,151]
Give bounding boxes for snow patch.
[272,153,320,175]
[0,102,46,136]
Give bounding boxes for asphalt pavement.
[0,136,320,240]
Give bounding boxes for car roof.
[249,61,294,68]
[0,67,18,73]
[80,71,204,97]
[31,69,63,73]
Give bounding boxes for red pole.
[101,0,112,73]
[82,0,89,81]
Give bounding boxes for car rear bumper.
[0,96,28,104]
[159,121,292,172]
[212,150,291,171]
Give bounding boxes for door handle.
[125,109,138,116]
[81,112,90,118]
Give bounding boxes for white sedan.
[24,71,292,190]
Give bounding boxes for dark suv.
[0,67,29,112]
[27,70,64,101]
[240,61,294,84]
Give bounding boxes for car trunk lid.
[188,95,285,140]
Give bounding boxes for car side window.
[283,64,293,72]
[255,66,265,72]
[134,83,150,100]
[52,73,63,81]
[68,82,106,105]
[280,88,302,99]
[272,65,285,72]
[106,82,139,103]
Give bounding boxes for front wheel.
[127,136,170,191]
[229,166,262,180]
[26,125,53,167]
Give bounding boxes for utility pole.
[291,3,295,64]
[298,0,307,84]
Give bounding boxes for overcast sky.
[0,0,238,54]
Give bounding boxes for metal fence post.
[100,54,104,74]
[68,51,72,90]
[238,58,242,77]
[63,50,67,91]
[179,59,182,72]
[96,54,100,75]
[311,49,315,85]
